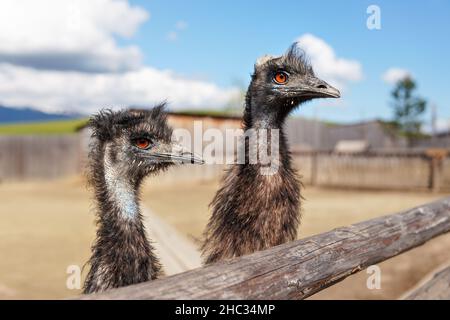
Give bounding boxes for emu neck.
[244,106,285,131]
[243,87,294,131]
[103,154,140,220]
[94,144,143,223]
[83,144,160,294]
[243,98,292,168]
[202,95,301,264]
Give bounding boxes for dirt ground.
[0,174,449,299]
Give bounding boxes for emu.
[83,105,203,294]
[202,44,340,264]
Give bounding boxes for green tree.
[390,77,427,145]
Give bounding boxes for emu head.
[248,44,340,123]
[89,104,203,181]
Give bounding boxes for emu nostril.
[316,84,327,89]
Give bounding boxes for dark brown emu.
[202,45,340,264]
[83,104,203,294]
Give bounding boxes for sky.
[0,0,449,129]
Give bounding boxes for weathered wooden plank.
[402,264,450,300]
[77,197,450,300]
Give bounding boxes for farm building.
[414,130,450,149]
[286,119,408,151]
[78,113,410,152]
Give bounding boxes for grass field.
[0,175,449,299]
[0,118,88,135]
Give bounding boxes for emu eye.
[134,138,151,150]
[273,71,288,84]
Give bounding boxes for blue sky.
[0,0,448,128]
[129,0,450,125]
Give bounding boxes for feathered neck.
[83,141,161,294]
[201,88,301,264]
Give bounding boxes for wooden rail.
[402,264,450,300]
[78,197,450,300]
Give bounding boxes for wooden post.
[425,149,448,193]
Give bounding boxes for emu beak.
[304,77,341,99]
[154,142,204,164]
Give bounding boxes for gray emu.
[202,44,340,264]
[83,104,203,293]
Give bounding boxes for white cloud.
[0,2,235,112]
[0,63,238,113]
[422,118,450,134]
[0,0,149,72]
[295,34,363,88]
[382,68,412,84]
[436,118,450,133]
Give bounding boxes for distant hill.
[0,105,81,124]
[0,118,88,135]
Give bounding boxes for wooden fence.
[293,149,450,192]
[78,197,450,300]
[0,134,449,192]
[0,135,83,181]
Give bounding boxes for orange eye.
[135,138,151,149]
[274,71,288,84]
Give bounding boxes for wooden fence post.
[311,151,318,186]
[426,149,448,193]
